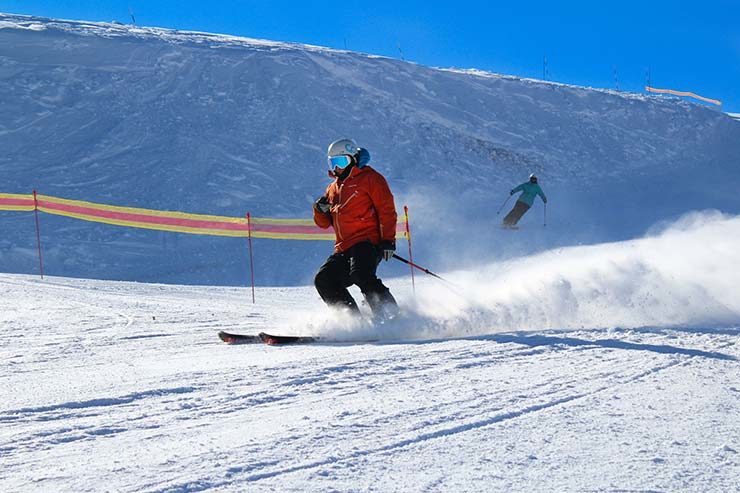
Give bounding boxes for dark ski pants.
[503,200,531,227]
[314,241,397,316]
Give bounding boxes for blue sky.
[2,0,739,112]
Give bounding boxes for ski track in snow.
[1,274,738,492]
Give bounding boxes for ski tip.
[218,331,261,344]
[218,331,236,344]
[258,332,279,345]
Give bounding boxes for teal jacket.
[511,182,547,207]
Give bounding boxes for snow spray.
[286,211,740,342]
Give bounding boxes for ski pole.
[392,254,466,297]
[544,203,547,227]
[496,195,511,215]
[392,254,450,283]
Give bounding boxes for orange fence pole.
[33,190,45,279]
[246,212,255,303]
[404,205,415,295]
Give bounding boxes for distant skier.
[313,138,399,319]
[502,174,547,228]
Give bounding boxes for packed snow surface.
[2,213,739,491]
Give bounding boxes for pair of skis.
[218,331,317,346]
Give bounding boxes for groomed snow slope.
[1,282,738,492]
[2,212,739,492]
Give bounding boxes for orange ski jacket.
[313,165,397,253]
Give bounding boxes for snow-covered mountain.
[1,12,739,285]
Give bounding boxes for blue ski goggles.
[328,154,353,170]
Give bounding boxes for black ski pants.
[503,200,531,227]
[314,241,397,315]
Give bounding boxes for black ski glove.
[378,240,395,262]
[510,189,515,196]
[314,196,330,214]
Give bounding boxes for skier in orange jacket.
[313,138,398,319]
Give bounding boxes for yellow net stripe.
[2,193,408,240]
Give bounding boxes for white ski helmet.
[327,138,359,158]
[529,173,538,183]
